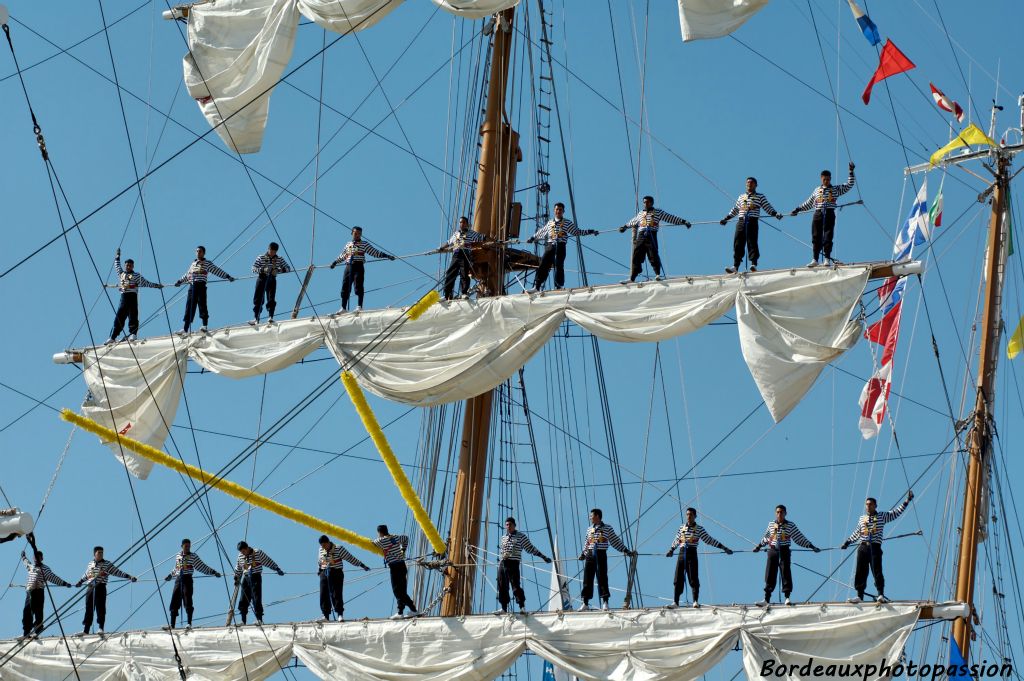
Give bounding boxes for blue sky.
[2,1,1023,678]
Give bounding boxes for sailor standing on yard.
[618,195,690,283]
[316,534,369,622]
[233,541,284,626]
[174,246,234,334]
[20,549,71,637]
[665,507,733,609]
[164,538,221,629]
[372,525,420,619]
[578,508,636,611]
[106,249,163,344]
[526,202,598,293]
[439,216,486,300]
[791,162,856,267]
[329,226,395,312]
[494,517,552,614]
[719,177,782,274]
[753,505,820,607]
[75,545,137,635]
[840,491,913,604]
[249,242,290,326]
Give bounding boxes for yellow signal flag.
[930,123,996,166]
[340,371,447,554]
[1008,316,1024,360]
[60,409,382,555]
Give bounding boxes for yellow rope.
[339,372,447,553]
[406,290,440,320]
[61,409,382,555]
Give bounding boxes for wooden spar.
[290,265,316,319]
[441,7,520,617]
[951,153,1010,660]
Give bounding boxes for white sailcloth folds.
[676,0,770,42]
[0,603,966,681]
[183,0,520,153]
[76,267,870,476]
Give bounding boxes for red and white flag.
[930,83,965,123]
[858,289,902,438]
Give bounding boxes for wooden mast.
[951,153,1009,660]
[441,7,520,617]
[903,138,1022,658]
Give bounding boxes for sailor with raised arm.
[665,507,733,609]
[495,517,551,614]
[753,504,820,607]
[719,177,782,274]
[373,525,420,619]
[317,534,369,622]
[579,508,636,611]
[163,538,221,630]
[440,216,486,300]
[174,246,234,334]
[75,546,137,635]
[249,242,290,326]
[21,549,71,638]
[618,195,690,284]
[329,226,395,313]
[106,249,163,345]
[526,202,598,294]
[791,162,856,267]
[234,540,284,626]
[841,490,913,604]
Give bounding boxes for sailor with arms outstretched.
[578,508,636,611]
[840,490,913,604]
[618,195,690,283]
[753,504,820,607]
[666,507,733,608]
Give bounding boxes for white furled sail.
[182,0,520,153]
[0,603,965,681]
[0,510,34,537]
[80,342,188,480]
[72,267,870,475]
[676,0,770,42]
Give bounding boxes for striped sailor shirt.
[166,551,218,579]
[669,523,726,551]
[757,520,815,550]
[318,544,367,571]
[845,499,911,545]
[796,171,856,212]
[625,208,688,238]
[446,228,486,253]
[251,254,291,277]
[498,531,544,561]
[725,192,781,220]
[114,256,160,293]
[332,240,389,266]
[532,218,585,245]
[23,558,71,591]
[582,522,629,556]
[174,259,231,285]
[371,534,409,566]
[80,559,131,586]
[234,548,282,578]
